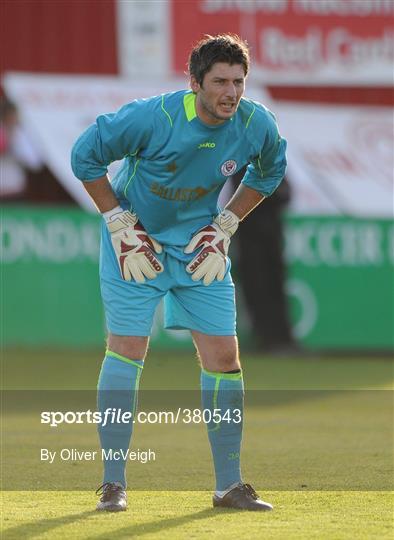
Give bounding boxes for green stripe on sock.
[131,368,142,416]
[106,349,144,370]
[201,368,242,381]
[208,375,221,433]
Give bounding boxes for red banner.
[171,0,393,84]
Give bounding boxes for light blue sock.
[201,368,244,492]
[97,350,143,488]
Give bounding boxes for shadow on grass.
[3,510,97,540]
[3,506,243,540]
[85,507,242,540]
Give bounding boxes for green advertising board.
[284,217,393,349]
[1,206,393,350]
[1,207,104,348]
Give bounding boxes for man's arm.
[241,108,287,203]
[184,108,286,286]
[82,175,120,213]
[225,184,265,221]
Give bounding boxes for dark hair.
[188,34,250,86]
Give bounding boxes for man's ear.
[190,75,200,93]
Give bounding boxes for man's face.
[191,62,246,125]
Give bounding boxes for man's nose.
[225,83,237,99]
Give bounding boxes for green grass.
[2,491,393,540]
[3,348,393,390]
[1,349,393,539]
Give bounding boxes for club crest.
[221,160,237,176]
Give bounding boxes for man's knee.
[107,334,149,361]
[214,349,240,372]
[192,332,240,372]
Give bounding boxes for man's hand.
[184,209,239,286]
[105,208,163,283]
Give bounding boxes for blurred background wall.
[1,0,393,351]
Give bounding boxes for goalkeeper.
[71,33,286,513]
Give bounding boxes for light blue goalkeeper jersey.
[71,90,287,255]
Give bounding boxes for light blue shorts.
[99,224,236,337]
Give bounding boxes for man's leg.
[97,220,167,510]
[192,331,272,511]
[192,331,243,491]
[163,257,271,510]
[96,335,148,512]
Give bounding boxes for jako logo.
[198,142,216,149]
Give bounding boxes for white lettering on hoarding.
[260,27,393,69]
[286,223,319,266]
[340,225,357,265]
[327,29,394,66]
[19,88,135,110]
[201,0,393,15]
[318,224,341,266]
[285,222,386,267]
[360,226,384,265]
[294,0,393,17]
[261,28,322,68]
[286,279,318,338]
[0,219,100,263]
[200,0,288,13]
[183,1,393,84]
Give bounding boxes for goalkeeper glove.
[184,209,239,286]
[104,206,163,283]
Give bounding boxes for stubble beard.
[200,95,236,124]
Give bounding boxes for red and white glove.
[184,209,239,286]
[104,206,163,283]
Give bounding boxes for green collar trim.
[184,92,197,122]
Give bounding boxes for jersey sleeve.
[242,109,287,197]
[71,99,153,181]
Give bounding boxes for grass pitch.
[3,491,393,540]
[2,348,393,539]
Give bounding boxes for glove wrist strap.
[102,205,124,224]
[215,209,239,237]
[104,207,138,233]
